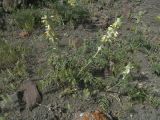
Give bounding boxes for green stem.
[78,45,102,76]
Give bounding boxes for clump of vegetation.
[12,0,89,33]
[49,0,89,26]
[13,9,41,32]
[152,63,160,76]
[0,40,28,94]
[40,13,155,108]
[0,40,21,70]
[98,96,110,113]
[128,86,147,102]
[39,17,124,92]
[148,96,160,108]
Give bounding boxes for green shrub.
[129,86,147,103]
[40,18,123,91]
[0,40,20,70]
[0,40,28,94]
[53,1,89,25]
[40,45,104,89]
[152,63,160,76]
[13,9,41,32]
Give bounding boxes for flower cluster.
[68,0,76,7]
[122,62,133,80]
[101,18,121,43]
[41,15,57,43]
[96,18,122,57]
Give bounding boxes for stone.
[74,110,112,120]
[20,80,42,110]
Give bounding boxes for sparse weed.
[152,63,160,76]
[98,96,110,113]
[148,96,160,108]
[128,86,147,103]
